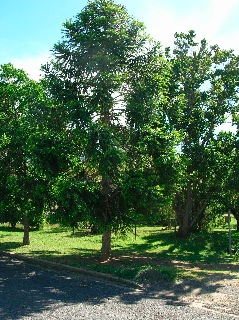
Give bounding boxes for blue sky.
[1,0,239,80]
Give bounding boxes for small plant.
[135,265,180,283]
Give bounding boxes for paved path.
[0,255,238,320]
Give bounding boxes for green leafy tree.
[217,129,239,232]
[229,118,239,231]
[124,43,179,225]
[199,132,238,231]
[42,0,174,260]
[0,64,47,243]
[165,31,239,237]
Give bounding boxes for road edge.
[0,250,143,290]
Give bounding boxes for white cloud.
[215,115,237,134]
[139,0,239,52]
[12,53,50,81]
[197,0,239,48]
[137,1,178,47]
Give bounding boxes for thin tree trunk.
[100,100,112,261]
[23,215,30,245]
[188,195,211,231]
[231,210,239,232]
[100,227,111,261]
[100,176,112,261]
[178,181,192,237]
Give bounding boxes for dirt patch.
[189,276,239,317]
[139,263,239,317]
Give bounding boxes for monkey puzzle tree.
[42,0,173,260]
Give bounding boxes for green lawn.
[0,224,238,283]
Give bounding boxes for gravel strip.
[0,254,238,319]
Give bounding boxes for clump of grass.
[135,265,180,283]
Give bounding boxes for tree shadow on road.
[0,254,133,319]
[0,254,238,319]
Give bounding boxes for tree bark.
[231,209,239,232]
[178,181,192,237]
[23,215,30,245]
[100,227,111,261]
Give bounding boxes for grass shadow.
[112,229,238,264]
[0,225,23,233]
[0,241,23,251]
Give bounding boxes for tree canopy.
[165,30,239,236]
[0,0,239,258]
[41,0,177,260]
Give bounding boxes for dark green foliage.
[1,1,239,255]
[165,31,239,237]
[0,64,49,237]
[41,0,177,260]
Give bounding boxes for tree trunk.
[177,181,192,238]
[100,167,112,261]
[23,215,30,245]
[99,101,113,261]
[100,227,111,261]
[178,217,190,237]
[90,224,100,235]
[234,213,239,232]
[230,209,239,232]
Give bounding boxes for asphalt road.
[0,255,238,320]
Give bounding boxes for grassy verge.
[0,224,238,284]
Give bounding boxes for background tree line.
[0,0,238,260]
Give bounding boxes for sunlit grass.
[0,223,238,283]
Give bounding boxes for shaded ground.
[0,253,238,319]
[136,260,239,318]
[1,225,239,318]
